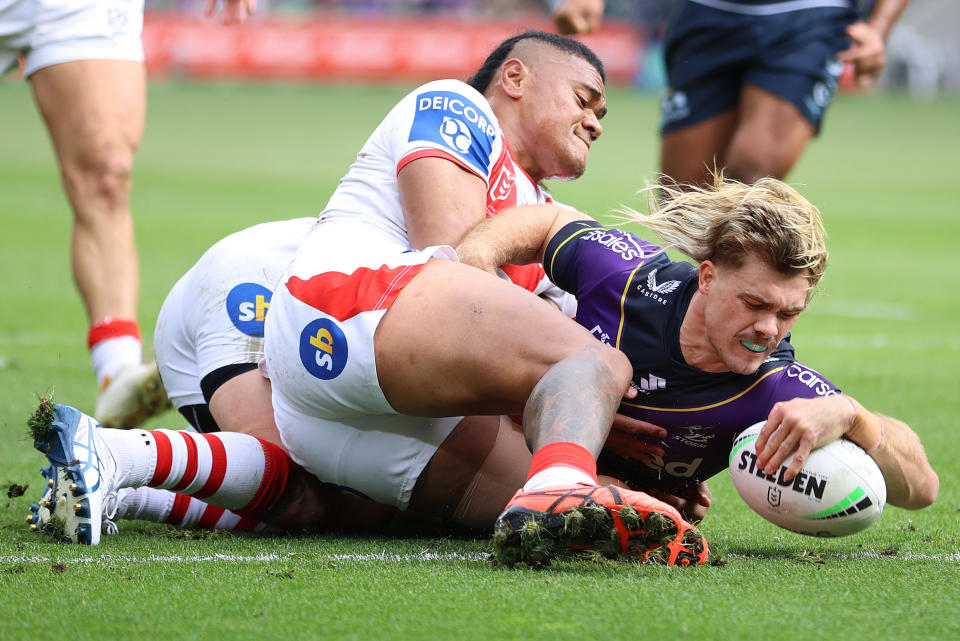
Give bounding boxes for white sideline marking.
[726,552,960,562]
[1,551,957,564]
[0,551,488,565]
[329,552,488,562]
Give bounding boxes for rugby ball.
[729,422,886,537]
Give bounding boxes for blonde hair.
[620,174,828,296]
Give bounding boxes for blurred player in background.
[0,0,255,429]
[550,0,910,185]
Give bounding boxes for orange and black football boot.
[492,484,708,567]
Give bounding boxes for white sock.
[99,429,158,489]
[114,486,175,521]
[523,466,597,492]
[90,336,142,388]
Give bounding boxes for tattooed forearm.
[522,344,624,457]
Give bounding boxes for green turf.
[1,80,959,640]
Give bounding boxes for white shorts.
[0,0,143,77]
[154,218,316,410]
[264,219,462,509]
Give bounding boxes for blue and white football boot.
[27,401,119,545]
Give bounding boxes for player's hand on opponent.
[646,482,712,523]
[754,395,858,482]
[604,413,667,460]
[837,21,887,87]
[552,0,605,35]
[207,0,256,25]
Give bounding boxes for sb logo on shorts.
[299,318,348,379]
[226,283,273,337]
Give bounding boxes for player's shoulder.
[550,220,672,272]
[546,221,690,302]
[389,78,503,173]
[767,358,840,400]
[410,78,485,99]
[401,80,496,118]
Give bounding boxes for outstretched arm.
[455,203,589,273]
[755,394,938,510]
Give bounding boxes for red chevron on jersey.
[285,264,425,323]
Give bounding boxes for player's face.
[521,55,606,181]
[701,255,810,375]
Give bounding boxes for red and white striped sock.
[114,487,270,532]
[88,318,142,387]
[166,494,271,532]
[100,428,290,520]
[522,441,599,491]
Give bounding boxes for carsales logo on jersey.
[580,229,643,261]
[299,318,348,380]
[785,363,838,397]
[226,282,273,337]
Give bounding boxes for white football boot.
[95,360,172,429]
[28,402,120,545]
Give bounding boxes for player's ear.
[698,260,717,294]
[499,58,528,98]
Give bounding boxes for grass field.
[1,80,959,640]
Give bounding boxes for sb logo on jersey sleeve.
[409,91,496,176]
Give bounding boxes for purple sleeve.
[544,220,663,296]
[765,361,841,403]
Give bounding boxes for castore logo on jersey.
[636,269,681,305]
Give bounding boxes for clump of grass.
[619,505,642,530]
[27,394,55,443]
[562,508,584,535]
[644,511,670,537]
[520,518,545,543]
[41,515,68,543]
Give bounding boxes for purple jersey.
[544,220,840,493]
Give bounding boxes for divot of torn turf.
[27,394,55,444]
[6,483,28,498]
[41,515,68,544]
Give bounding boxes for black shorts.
[175,362,260,433]
[660,1,859,134]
